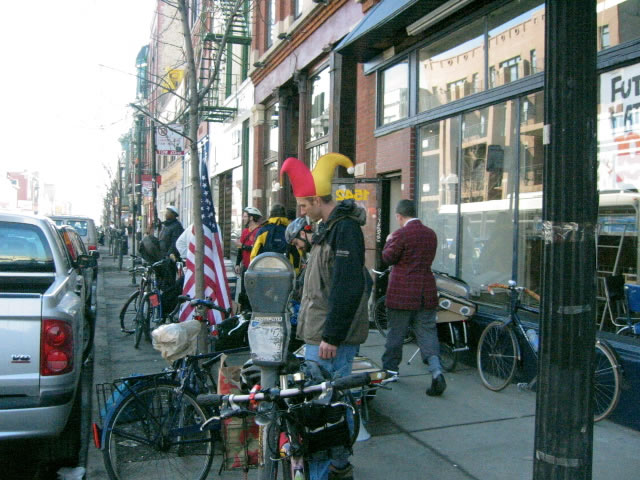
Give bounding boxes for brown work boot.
[329,463,354,480]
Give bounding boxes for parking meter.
[244,253,295,368]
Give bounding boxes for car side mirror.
[77,254,97,269]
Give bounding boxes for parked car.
[58,224,97,360]
[0,213,95,460]
[48,214,99,259]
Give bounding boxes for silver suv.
[0,213,93,445]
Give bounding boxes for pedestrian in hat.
[159,205,184,259]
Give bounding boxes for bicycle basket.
[292,399,351,455]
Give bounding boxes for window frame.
[377,57,410,127]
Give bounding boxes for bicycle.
[119,257,171,348]
[476,281,622,422]
[196,369,392,480]
[97,298,247,480]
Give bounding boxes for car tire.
[41,383,81,466]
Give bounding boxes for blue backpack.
[260,223,288,255]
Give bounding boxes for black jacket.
[159,218,184,258]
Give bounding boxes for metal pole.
[118,159,124,271]
[533,2,597,479]
[151,123,159,235]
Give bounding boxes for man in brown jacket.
[381,199,446,396]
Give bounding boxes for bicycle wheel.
[374,296,414,344]
[260,420,296,480]
[438,324,459,373]
[120,290,139,334]
[134,297,150,349]
[373,296,388,337]
[593,339,621,422]
[103,382,215,480]
[477,321,518,391]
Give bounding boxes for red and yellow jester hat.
[280,153,355,198]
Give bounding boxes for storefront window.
[264,161,279,215]
[488,1,545,88]
[418,117,460,276]
[265,103,279,162]
[598,63,640,192]
[418,18,484,112]
[308,67,330,142]
[307,142,328,171]
[380,60,409,125]
[460,102,517,303]
[597,0,640,51]
[231,166,243,250]
[516,92,544,302]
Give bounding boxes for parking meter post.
[244,253,295,374]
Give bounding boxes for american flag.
[179,158,231,325]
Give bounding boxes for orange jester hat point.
[280,153,355,198]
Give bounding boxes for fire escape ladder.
[200,0,250,123]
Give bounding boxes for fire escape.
[200,0,251,123]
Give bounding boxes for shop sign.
[156,124,185,155]
[599,64,640,191]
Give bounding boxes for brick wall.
[355,64,377,174]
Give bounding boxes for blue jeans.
[305,343,358,480]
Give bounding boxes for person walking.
[234,206,262,311]
[381,199,446,396]
[157,205,184,300]
[281,153,370,480]
[158,205,184,259]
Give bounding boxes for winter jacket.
[382,218,438,310]
[297,200,371,346]
[159,218,184,259]
[250,217,290,260]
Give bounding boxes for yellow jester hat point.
[280,153,355,198]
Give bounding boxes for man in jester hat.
[280,153,371,480]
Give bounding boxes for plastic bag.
[151,320,201,362]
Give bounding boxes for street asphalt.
[85,250,639,479]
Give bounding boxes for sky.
[0,0,157,224]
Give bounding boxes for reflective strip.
[536,450,583,468]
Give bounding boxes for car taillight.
[88,245,97,251]
[41,319,73,376]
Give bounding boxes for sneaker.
[385,370,399,382]
[329,463,354,480]
[426,374,446,396]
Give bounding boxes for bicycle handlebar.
[176,295,231,316]
[487,283,540,302]
[197,371,390,408]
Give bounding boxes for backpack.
[260,223,288,255]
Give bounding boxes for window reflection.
[308,68,330,142]
[380,60,408,125]
[517,92,544,300]
[488,2,545,88]
[265,103,279,162]
[418,117,460,276]
[264,161,279,216]
[307,142,328,171]
[597,0,640,51]
[418,19,484,112]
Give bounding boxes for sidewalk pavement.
[86,253,639,479]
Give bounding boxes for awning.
[336,0,482,63]
[336,0,441,62]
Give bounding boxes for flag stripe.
[179,160,232,326]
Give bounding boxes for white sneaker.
[386,370,399,382]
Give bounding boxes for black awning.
[336,0,447,62]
